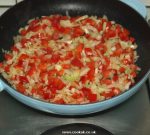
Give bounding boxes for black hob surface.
[0,83,150,135]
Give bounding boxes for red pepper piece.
[75,43,84,59]
[84,48,93,56]
[4,54,12,60]
[71,57,83,68]
[16,83,25,94]
[112,87,121,96]
[19,76,28,83]
[54,98,65,104]
[50,54,60,63]
[81,87,97,102]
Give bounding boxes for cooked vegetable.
[0,15,140,104]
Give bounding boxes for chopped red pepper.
[81,87,97,102]
[71,57,83,68]
[50,54,60,63]
[16,83,25,94]
[0,15,139,104]
[4,54,12,60]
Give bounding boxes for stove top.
[0,83,150,135]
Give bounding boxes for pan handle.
[0,79,4,92]
[120,0,147,18]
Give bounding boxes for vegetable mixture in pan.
[0,15,140,104]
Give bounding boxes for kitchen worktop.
[0,1,150,135]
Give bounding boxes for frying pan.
[0,0,150,115]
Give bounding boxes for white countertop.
[141,0,150,6]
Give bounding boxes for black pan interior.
[0,0,150,86]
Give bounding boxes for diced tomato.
[71,57,83,68]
